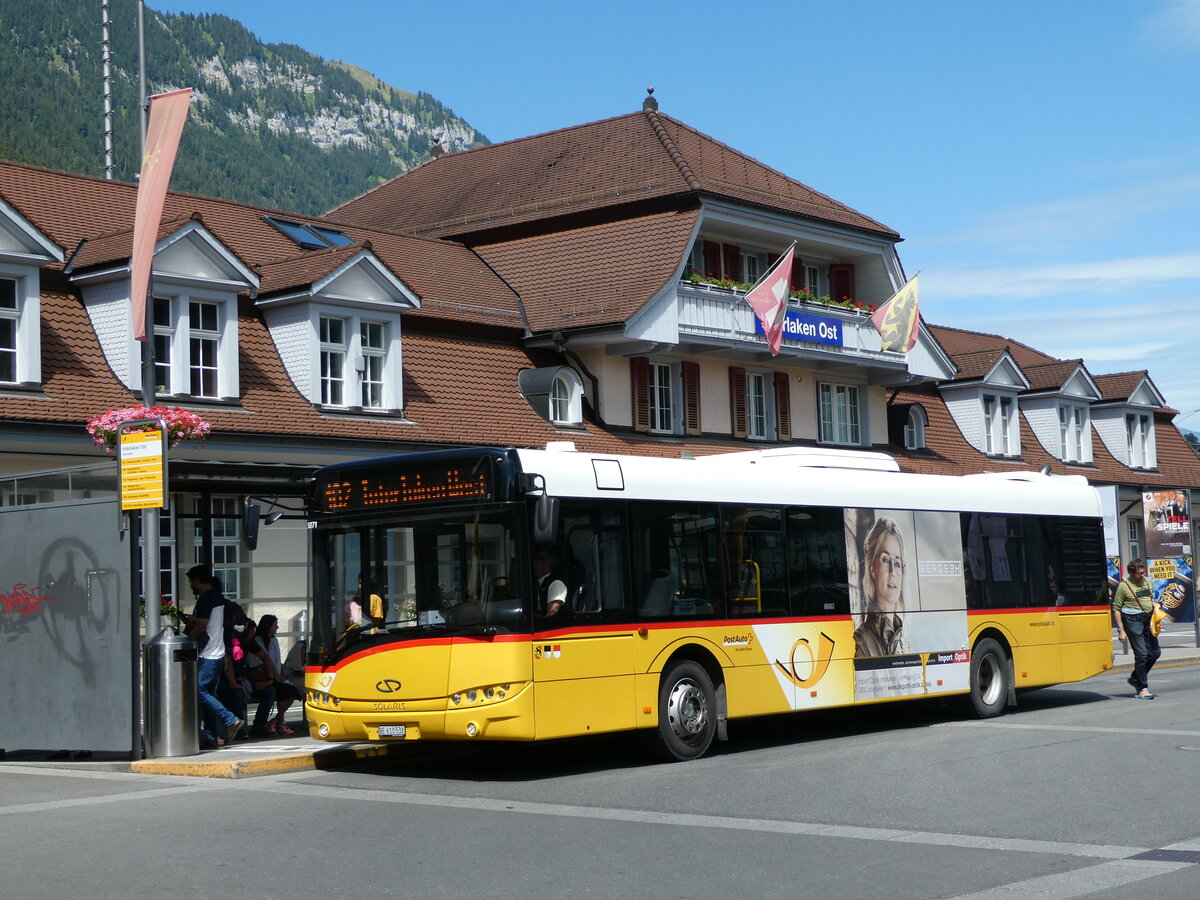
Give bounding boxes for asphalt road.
[4,660,1200,899]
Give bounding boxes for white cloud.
[1139,0,1200,49]
[924,173,1200,251]
[923,251,1200,299]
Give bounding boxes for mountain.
[0,0,488,215]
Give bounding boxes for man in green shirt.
[1112,558,1162,699]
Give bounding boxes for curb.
[1107,654,1200,676]
[129,741,401,779]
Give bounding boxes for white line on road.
[941,721,1200,738]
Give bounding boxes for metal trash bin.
[143,627,199,758]
[290,609,308,642]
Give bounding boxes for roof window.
[264,216,354,251]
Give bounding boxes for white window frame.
[149,287,238,398]
[818,381,861,446]
[320,315,348,406]
[983,393,1017,456]
[904,406,927,450]
[0,276,17,384]
[1126,517,1142,561]
[1126,412,1155,468]
[1058,403,1089,463]
[188,299,220,398]
[649,361,676,433]
[359,319,386,409]
[0,269,41,385]
[746,369,776,440]
[308,305,402,412]
[804,263,821,295]
[550,368,584,426]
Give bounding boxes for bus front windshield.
[313,506,524,660]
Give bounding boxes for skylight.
[264,216,354,251]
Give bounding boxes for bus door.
[532,514,636,739]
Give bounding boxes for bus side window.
[558,502,628,618]
[786,507,849,617]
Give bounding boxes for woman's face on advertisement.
[871,533,904,613]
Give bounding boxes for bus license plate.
[378,725,407,738]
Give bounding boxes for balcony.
[676,280,905,373]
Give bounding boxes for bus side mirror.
[533,494,559,544]
[243,500,261,550]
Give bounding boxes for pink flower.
[86,405,212,454]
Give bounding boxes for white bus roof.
[514,445,1100,518]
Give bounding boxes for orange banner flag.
[131,88,192,342]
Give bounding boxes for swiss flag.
[745,247,794,356]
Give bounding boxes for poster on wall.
[1147,555,1195,624]
[1143,490,1191,558]
[1097,486,1120,557]
[845,508,968,701]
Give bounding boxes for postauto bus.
[304,444,1111,760]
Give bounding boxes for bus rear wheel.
[969,637,1009,718]
[654,660,717,761]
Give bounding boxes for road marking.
[946,858,1191,898]
[247,780,1148,862]
[942,721,1200,738]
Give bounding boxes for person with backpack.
[182,564,243,747]
[1112,558,1162,700]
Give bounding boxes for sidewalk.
[1109,622,1200,672]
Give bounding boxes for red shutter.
[631,357,650,433]
[682,362,701,436]
[829,263,856,301]
[723,243,741,281]
[729,366,748,439]
[789,255,805,293]
[703,241,721,279]
[774,372,791,441]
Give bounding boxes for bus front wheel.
[969,638,1009,718]
[654,660,717,761]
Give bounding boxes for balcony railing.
[676,281,897,360]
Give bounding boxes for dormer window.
[319,315,347,405]
[983,393,1016,456]
[1058,404,1089,463]
[315,312,395,410]
[150,289,239,399]
[0,277,16,383]
[1127,413,1155,469]
[550,369,583,426]
[904,405,927,450]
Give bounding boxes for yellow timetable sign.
[119,428,165,511]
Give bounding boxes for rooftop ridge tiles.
[643,108,701,192]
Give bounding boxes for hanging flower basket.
[86,405,212,454]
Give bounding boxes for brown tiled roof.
[474,207,700,331]
[927,324,1056,369]
[1092,371,1150,403]
[330,110,899,240]
[0,160,522,330]
[1022,359,1086,393]
[64,214,210,273]
[943,348,1009,382]
[256,244,372,296]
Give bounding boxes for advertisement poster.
[1143,490,1191,558]
[846,509,968,701]
[1147,555,1195,624]
[1097,486,1120,557]
[1106,557,1122,603]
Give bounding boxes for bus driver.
[534,549,568,616]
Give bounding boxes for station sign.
[118,420,167,511]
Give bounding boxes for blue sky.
[160,0,1200,424]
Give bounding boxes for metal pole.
[136,0,161,642]
[137,0,147,158]
[102,0,114,179]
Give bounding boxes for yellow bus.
[304,444,1112,760]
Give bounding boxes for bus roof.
[514,445,1101,518]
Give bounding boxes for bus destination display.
[318,462,492,513]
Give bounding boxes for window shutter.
[631,357,650,433]
[789,255,805,293]
[829,263,856,301]
[682,362,701,436]
[774,372,791,441]
[703,241,721,279]
[722,243,741,281]
[729,366,748,439]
